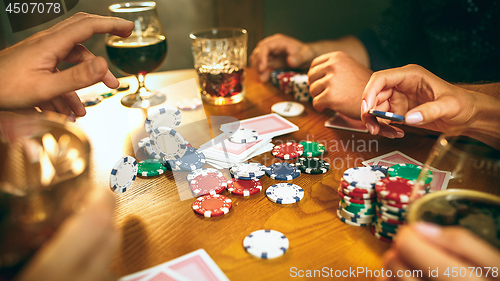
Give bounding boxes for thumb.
[41,57,109,99]
[405,95,458,125]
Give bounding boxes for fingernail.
[396,131,405,138]
[406,112,423,124]
[379,130,395,139]
[362,100,368,113]
[68,114,76,122]
[366,122,375,134]
[413,222,442,238]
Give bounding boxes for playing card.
[362,150,424,167]
[220,113,298,139]
[324,113,368,133]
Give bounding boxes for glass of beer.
[105,1,167,108]
[190,28,247,105]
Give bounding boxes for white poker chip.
[109,156,138,193]
[243,229,289,259]
[343,166,386,190]
[271,101,305,117]
[266,183,304,204]
[187,168,223,183]
[149,127,187,160]
[176,98,202,110]
[230,162,267,179]
[144,107,182,134]
[227,128,258,144]
[141,137,161,160]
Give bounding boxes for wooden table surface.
[75,68,498,281]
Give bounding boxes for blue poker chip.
[168,147,206,171]
[368,109,405,122]
[265,162,301,181]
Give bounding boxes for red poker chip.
[379,199,409,210]
[340,179,375,194]
[376,210,406,225]
[227,178,262,196]
[192,194,232,217]
[272,142,304,160]
[337,188,376,205]
[375,177,420,203]
[277,72,296,94]
[339,183,376,199]
[190,172,227,196]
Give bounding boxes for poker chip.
[338,191,376,205]
[339,184,376,199]
[109,156,137,193]
[192,194,232,217]
[291,74,310,102]
[387,164,433,185]
[137,159,167,177]
[227,178,263,196]
[336,209,369,227]
[230,162,266,179]
[340,179,375,195]
[343,166,386,190]
[376,210,406,225]
[379,199,409,210]
[169,147,206,171]
[190,172,227,196]
[187,168,223,183]
[339,201,375,215]
[265,162,301,181]
[176,98,202,110]
[370,225,393,243]
[243,229,289,259]
[227,128,258,144]
[299,141,325,157]
[376,206,405,221]
[271,101,305,117]
[377,203,406,214]
[100,91,115,98]
[81,93,103,107]
[144,107,182,134]
[368,109,405,123]
[266,183,304,204]
[149,127,187,160]
[372,221,397,235]
[376,177,419,203]
[277,71,296,94]
[373,217,400,232]
[295,157,330,174]
[370,165,389,176]
[338,207,374,223]
[272,142,304,160]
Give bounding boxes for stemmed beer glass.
[105,1,167,108]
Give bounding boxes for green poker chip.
[137,159,167,177]
[299,141,325,157]
[387,164,433,185]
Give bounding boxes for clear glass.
[407,127,500,248]
[190,27,247,105]
[106,1,167,108]
[0,113,90,278]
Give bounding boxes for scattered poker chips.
[109,156,138,193]
[168,147,206,171]
[271,101,304,117]
[137,159,167,177]
[299,141,325,157]
[272,142,304,160]
[227,178,263,196]
[266,183,304,204]
[387,164,433,185]
[343,166,386,190]
[295,157,330,174]
[190,172,227,196]
[176,98,202,110]
[192,194,232,217]
[230,162,267,180]
[187,168,223,183]
[368,109,405,123]
[227,128,258,144]
[149,127,187,160]
[266,162,301,181]
[144,107,182,134]
[243,229,289,259]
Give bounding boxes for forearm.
[306,36,370,68]
[455,82,500,99]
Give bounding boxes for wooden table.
[75,68,497,281]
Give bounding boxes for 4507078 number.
[5,3,61,14]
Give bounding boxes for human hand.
[15,188,119,281]
[361,64,481,139]
[308,51,373,120]
[0,13,134,118]
[250,33,315,83]
[380,223,500,280]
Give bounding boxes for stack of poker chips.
[228,162,266,197]
[270,70,312,102]
[337,166,388,226]
[371,164,432,242]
